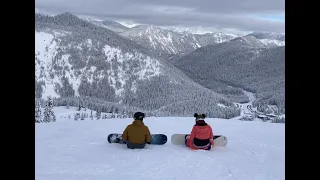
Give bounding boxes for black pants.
[126,141,146,149]
[185,136,212,150]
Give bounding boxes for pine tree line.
[73,110,130,121]
[35,97,56,123]
[35,96,135,123]
[53,96,142,117]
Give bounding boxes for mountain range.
[79,16,285,57]
[35,12,285,117]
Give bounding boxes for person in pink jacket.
[185,113,214,150]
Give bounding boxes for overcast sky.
[35,0,285,35]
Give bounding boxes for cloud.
[35,0,285,34]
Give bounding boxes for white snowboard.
[171,134,228,147]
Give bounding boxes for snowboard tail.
[171,134,227,147]
[107,133,167,145]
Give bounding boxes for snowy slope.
[36,107,285,180]
[35,30,161,98]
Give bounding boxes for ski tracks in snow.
[36,117,284,180]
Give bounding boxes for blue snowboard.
[107,133,167,145]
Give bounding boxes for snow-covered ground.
[36,107,285,180]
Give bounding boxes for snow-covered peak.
[245,32,285,46]
[208,32,237,38]
[79,16,130,33]
[248,32,285,41]
[230,36,267,47]
[78,15,104,23]
[161,26,239,37]
[259,39,285,46]
[121,24,168,37]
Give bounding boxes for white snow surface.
[36,106,285,180]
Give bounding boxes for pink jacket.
[187,121,214,149]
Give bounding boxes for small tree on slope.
[43,97,56,123]
[96,108,101,120]
[81,113,84,120]
[90,110,93,120]
[35,100,42,123]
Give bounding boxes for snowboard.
[171,134,228,147]
[107,133,167,145]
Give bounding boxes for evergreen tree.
[35,100,42,123]
[43,97,56,123]
[96,109,101,120]
[74,113,79,121]
[77,98,81,111]
[90,110,93,120]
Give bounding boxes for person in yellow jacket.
[122,112,152,149]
